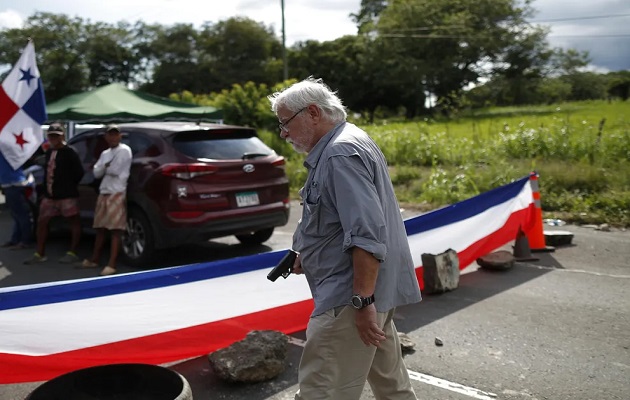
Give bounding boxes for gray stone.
[477,250,515,271]
[421,249,460,294]
[208,330,288,383]
[597,223,611,232]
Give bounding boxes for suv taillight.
[272,157,286,167]
[159,163,219,179]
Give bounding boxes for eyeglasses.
[278,107,306,132]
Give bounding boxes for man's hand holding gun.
[267,250,300,282]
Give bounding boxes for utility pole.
[281,0,288,81]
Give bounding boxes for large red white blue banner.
[0,41,47,170]
[0,175,535,383]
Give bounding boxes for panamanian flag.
[0,41,47,170]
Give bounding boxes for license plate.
[236,191,259,207]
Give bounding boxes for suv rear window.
[172,129,273,160]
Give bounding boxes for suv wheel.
[122,208,155,267]
[235,228,274,246]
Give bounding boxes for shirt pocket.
[301,184,323,237]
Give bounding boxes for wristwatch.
[351,294,375,309]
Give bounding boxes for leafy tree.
[549,48,590,76]
[171,80,297,130]
[494,26,553,105]
[84,21,139,87]
[606,71,630,101]
[0,12,90,101]
[0,12,139,101]
[351,0,388,34]
[536,77,572,104]
[373,0,541,112]
[196,17,283,93]
[139,23,200,96]
[561,72,608,101]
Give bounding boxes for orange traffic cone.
[513,227,539,261]
[524,172,555,253]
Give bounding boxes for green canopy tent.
[46,83,222,129]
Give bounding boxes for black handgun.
[267,250,298,282]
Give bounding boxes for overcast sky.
[1,0,628,71]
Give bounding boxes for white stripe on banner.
[407,182,532,264]
[1,268,312,355]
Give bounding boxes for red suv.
[67,121,290,267]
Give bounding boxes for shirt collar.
[304,121,346,169]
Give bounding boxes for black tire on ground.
[26,363,193,400]
[121,208,156,268]
[235,227,275,246]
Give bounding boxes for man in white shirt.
[80,124,132,276]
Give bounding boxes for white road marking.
[407,370,497,399]
[288,336,497,399]
[522,263,630,279]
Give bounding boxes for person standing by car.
[24,123,84,264]
[268,77,422,400]
[0,151,35,250]
[80,124,132,276]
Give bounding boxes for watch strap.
[352,293,375,309]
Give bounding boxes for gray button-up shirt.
[293,122,422,316]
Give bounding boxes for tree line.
[1,0,628,123]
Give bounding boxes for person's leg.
[14,188,34,245]
[24,199,55,263]
[295,306,384,400]
[90,228,106,262]
[34,200,53,257]
[68,214,81,254]
[3,186,26,245]
[107,229,122,269]
[367,310,417,400]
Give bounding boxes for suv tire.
[235,228,274,246]
[122,208,155,268]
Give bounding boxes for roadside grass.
[259,100,630,227]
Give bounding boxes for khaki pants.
[295,306,417,400]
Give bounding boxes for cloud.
[533,0,630,70]
[0,9,24,29]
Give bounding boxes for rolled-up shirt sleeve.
[328,153,387,261]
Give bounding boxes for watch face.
[351,295,363,309]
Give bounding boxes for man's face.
[105,131,122,147]
[46,133,64,149]
[277,106,315,154]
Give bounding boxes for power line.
[380,33,630,39]
[549,34,630,38]
[529,13,630,23]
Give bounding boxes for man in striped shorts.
[80,124,132,276]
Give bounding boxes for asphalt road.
[1,201,629,400]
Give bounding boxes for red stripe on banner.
[457,205,535,270]
[413,204,535,290]
[0,299,314,383]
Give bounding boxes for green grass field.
[260,100,630,227]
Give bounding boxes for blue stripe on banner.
[0,250,287,311]
[404,175,529,235]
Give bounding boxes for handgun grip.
[267,250,298,282]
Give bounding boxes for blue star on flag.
[19,67,35,86]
